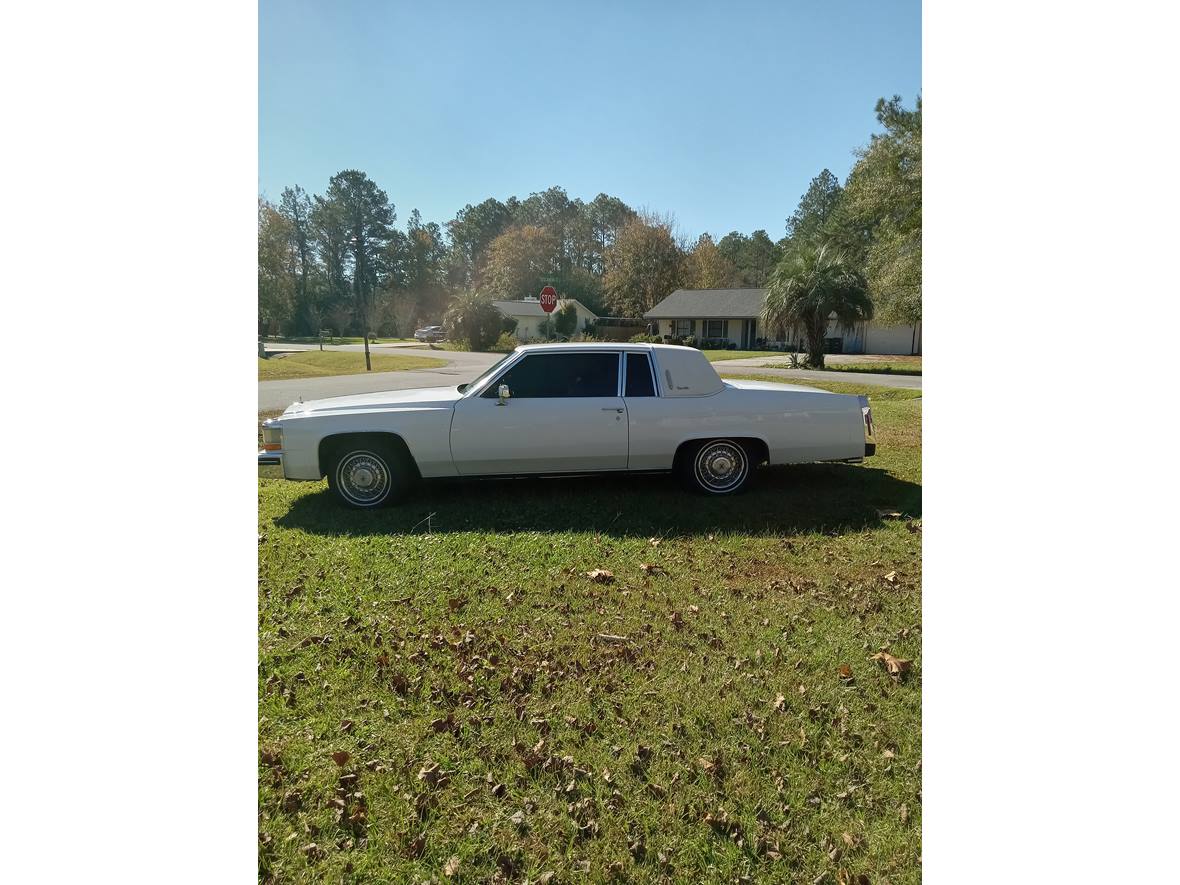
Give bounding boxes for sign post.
[539,285,558,313]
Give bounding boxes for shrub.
[629,333,661,344]
[490,332,519,353]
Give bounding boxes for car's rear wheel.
[326,441,410,508]
[679,438,753,496]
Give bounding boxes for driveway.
[258,350,502,411]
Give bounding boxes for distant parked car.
[414,325,445,342]
[259,343,876,508]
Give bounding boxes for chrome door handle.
[601,407,624,413]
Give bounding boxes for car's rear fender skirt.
[318,432,421,480]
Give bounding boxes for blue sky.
[259,0,920,241]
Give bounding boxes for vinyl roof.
[643,288,768,319]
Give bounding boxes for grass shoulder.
[701,349,774,361]
[760,356,922,376]
[258,350,448,381]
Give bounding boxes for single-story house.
[643,287,921,355]
[492,297,598,341]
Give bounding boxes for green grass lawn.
[763,357,923,376]
[258,379,921,882]
[259,351,449,381]
[267,336,416,345]
[701,350,775,361]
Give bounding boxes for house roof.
[643,288,768,319]
[492,298,596,319]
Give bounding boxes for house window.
[674,319,694,337]
[703,319,728,339]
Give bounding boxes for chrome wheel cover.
[693,440,748,493]
[336,451,391,505]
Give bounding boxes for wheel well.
[318,432,419,479]
[674,437,769,469]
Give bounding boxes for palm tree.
[762,243,873,369]
[443,290,501,351]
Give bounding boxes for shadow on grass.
[272,463,921,539]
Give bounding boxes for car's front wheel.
[679,438,753,496]
[326,441,410,508]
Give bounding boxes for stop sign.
[539,285,558,313]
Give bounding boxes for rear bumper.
[865,442,876,457]
[258,451,284,479]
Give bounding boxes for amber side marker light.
[261,423,283,452]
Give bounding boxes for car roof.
[514,342,695,354]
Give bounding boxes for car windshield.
[459,352,513,395]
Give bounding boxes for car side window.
[484,352,620,398]
[625,352,656,397]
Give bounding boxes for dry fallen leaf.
[871,650,913,682]
[443,855,460,877]
[772,693,787,712]
[302,842,325,862]
[876,509,903,519]
[331,751,350,767]
[837,664,854,683]
[648,537,662,547]
[883,570,898,584]
[586,569,615,584]
[595,633,629,645]
[639,563,666,576]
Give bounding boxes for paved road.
[258,350,920,412]
[258,350,502,411]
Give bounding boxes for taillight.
[857,395,873,438]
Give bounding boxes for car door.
[449,351,628,475]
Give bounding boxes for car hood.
[283,385,463,416]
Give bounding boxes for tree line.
[258,95,920,358]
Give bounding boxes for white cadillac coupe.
[259,343,875,508]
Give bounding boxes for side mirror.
[497,383,511,405]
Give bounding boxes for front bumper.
[258,451,284,479]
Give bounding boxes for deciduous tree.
[482,225,558,300]
[683,233,738,289]
[603,219,684,317]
